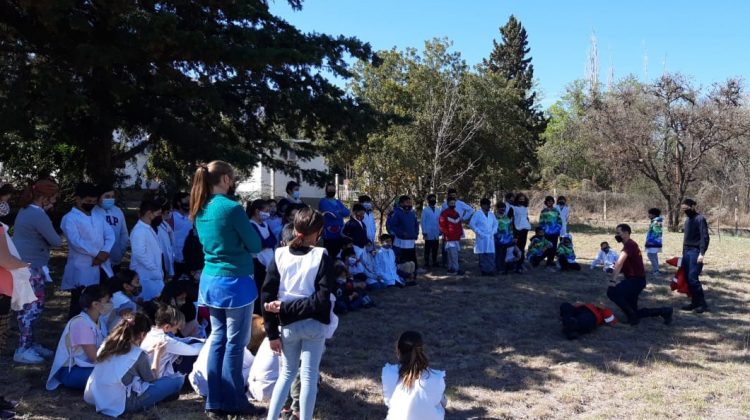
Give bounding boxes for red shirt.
[621,238,646,278]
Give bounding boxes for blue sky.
[270,0,750,108]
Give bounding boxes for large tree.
[484,15,547,183]
[0,0,376,186]
[589,74,750,230]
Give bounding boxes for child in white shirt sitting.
[140,304,202,378]
[373,234,416,289]
[590,241,619,273]
[382,331,446,420]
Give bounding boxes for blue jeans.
[206,303,254,412]
[56,366,93,390]
[681,248,704,295]
[126,375,184,412]
[267,319,327,420]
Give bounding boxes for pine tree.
[0,0,376,186]
[484,15,548,182]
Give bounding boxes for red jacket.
[577,303,617,326]
[439,208,463,241]
[666,257,691,297]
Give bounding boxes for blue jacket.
[319,198,350,240]
[387,207,419,241]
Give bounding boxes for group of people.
[0,161,712,420]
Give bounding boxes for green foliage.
[0,0,376,186]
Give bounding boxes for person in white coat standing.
[61,183,115,319]
[382,330,446,420]
[93,186,129,274]
[469,198,498,276]
[129,200,165,302]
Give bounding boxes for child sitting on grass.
[140,304,203,378]
[382,331,446,420]
[503,237,524,275]
[590,241,618,273]
[527,227,554,268]
[374,234,416,288]
[333,263,375,315]
[84,312,183,417]
[104,269,141,334]
[556,235,581,271]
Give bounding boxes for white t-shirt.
[382,364,446,420]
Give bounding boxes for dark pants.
[607,277,670,324]
[495,244,509,273]
[682,247,706,305]
[560,303,597,339]
[515,229,529,260]
[441,237,447,266]
[0,295,11,354]
[252,259,266,316]
[424,239,439,267]
[544,234,559,265]
[530,249,555,267]
[397,247,418,271]
[323,237,345,260]
[559,258,581,271]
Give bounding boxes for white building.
[236,149,328,201]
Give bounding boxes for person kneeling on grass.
[84,312,183,417]
[527,227,554,268]
[606,224,673,326]
[590,242,618,273]
[140,304,203,377]
[374,234,415,288]
[556,235,581,271]
[382,331,446,420]
[559,302,617,340]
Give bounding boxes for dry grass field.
[1,224,749,419]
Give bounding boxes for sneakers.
[693,303,709,314]
[681,302,697,311]
[13,348,45,364]
[31,344,54,359]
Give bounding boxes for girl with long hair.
[262,207,336,420]
[84,312,183,417]
[381,331,446,420]
[190,161,264,417]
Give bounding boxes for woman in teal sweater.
[190,161,264,417]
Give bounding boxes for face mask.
[291,191,301,199]
[176,298,186,307]
[603,247,610,253]
[151,216,163,230]
[684,209,696,217]
[614,235,623,243]
[326,191,336,198]
[80,203,96,213]
[448,204,456,209]
[101,198,115,210]
[383,244,392,250]
[99,302,114,316]
[363,202,372,210]
[0,201,9,217]
[347,257,357,265]
[428,200,436,206]
[43,201,55,211]
[131,285,143,296]
[402,205,412,211]
[260,211,271,221]
[558,202,566,207]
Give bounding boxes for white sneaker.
[31,343,54,359]
[13,347,45,364]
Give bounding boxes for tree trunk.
[85,130,114,185]
[666,196,680,232]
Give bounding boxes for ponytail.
[18,179,59,208]
[396,330,430,389]
[289,207,324,249]
[96,312,152,362]
[189,160,234,220]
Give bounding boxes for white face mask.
[260,211,271,221]
[362,202,372,210]
[0,201,10,217]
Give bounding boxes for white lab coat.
[441,200,474,221]
[382,364,446,420]
[374,247,399,286]
[129,220,164,301]
[510,205,531,231]
[420,206,441,241]
[140,328,201,378]
[157,221,175,277]
[92,205,129,266]
[61,208,115,290]
[247,338,280,402]
[469,210,498,254]
[363,211,377,245]
[171,212,193,263]
[555,204,570,236]
[84,345,147,418]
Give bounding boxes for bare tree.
[424,79,485,194]
[590,73,750,231]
